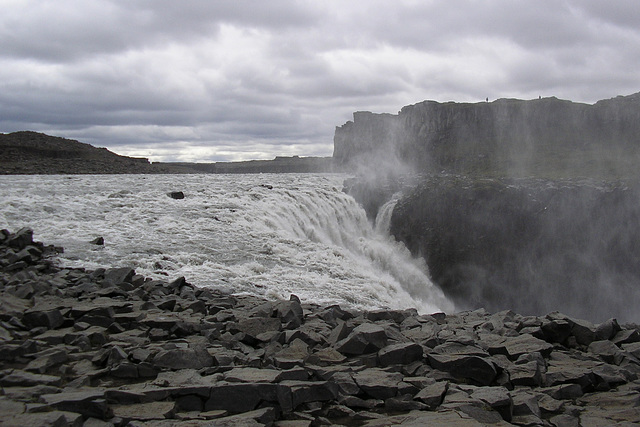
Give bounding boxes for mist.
[338,93,640,323]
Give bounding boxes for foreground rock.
[1,228,639,426]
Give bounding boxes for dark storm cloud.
[1,0,639,161]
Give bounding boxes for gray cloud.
[1,0,639,161]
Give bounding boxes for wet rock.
[90,236,105,245]
[7,228,34,250]
[102,266,135,287]
[168,191,185,199]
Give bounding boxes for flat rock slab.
[545,358,600,389]
[211,407,277,427]
[152,347,213,370]
[378,342,424,366]
[0,370,62,387]
[361,408,509,426]
[488,334,554,359]
[40,390,111,419]
[5,410,84,427]
[111,401,176,421]
[353,369,404,400]
[0,397,26,419]
[223,367,282,383]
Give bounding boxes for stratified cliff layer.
[334,93,640,178]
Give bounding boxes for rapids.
[0,173,454,314]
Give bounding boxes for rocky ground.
[0,229,639,426]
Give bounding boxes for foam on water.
[0,173,454,314]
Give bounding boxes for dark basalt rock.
[0,229,639,426]
[334,93,640,177]
[90,236,104,245]
[387,176,640,323]
[168,191,185,199]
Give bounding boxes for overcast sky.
[1,1,639,162]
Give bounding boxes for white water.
[0,174,454,314]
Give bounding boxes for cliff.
[334,93,640,178]
[336,93,640,323]
[389,176,640,322]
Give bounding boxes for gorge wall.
[336,93,640,323]
[334,93,640,178]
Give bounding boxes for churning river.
[0,173,454,314]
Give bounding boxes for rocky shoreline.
[1,229,639,426]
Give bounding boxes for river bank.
[1,228,639,426]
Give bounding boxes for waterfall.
[0,173,454,315]
[265,186,455,314]
[374,192,402,234]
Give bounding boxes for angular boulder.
[334,323,387,355]
[427,354,497,386]
[378,342,424,366]
[353,369,403,400]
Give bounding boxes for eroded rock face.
[387,176,640,323]
[337,94,640,325]
[334,93,640,177]
[0,228,639,426]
